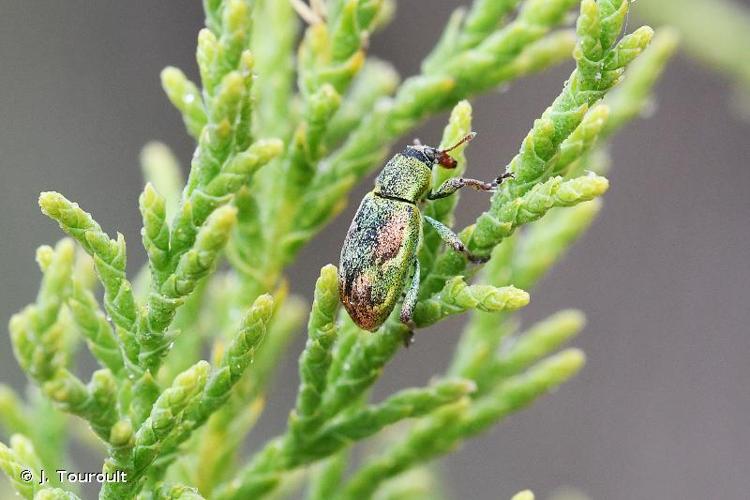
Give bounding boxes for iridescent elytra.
[338,134,511,336]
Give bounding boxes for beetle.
[338,133,512,336]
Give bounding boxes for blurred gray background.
[1,1,748,499]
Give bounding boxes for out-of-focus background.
[1,2,748,499]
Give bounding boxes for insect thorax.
[374,154,432,203]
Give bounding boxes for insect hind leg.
[399,259,420,347]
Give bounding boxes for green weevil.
[339,133,511,335]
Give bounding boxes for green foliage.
[636,0,750,103]
[2,1,676,498]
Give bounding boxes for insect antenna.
[440,132,477,154]
[435,132,476,169]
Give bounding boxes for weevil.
[339,133,512,337]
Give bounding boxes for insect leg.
[427,172,513,200]
[399,259,420,346]
[423,215,489,263]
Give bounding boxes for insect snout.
[435,132,477,169]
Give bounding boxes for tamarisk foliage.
[2,1,675,498]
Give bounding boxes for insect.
[338,133,512,337]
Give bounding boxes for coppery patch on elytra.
[341,273,380,331]
[374,212,407,262]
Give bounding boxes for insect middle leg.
[427,172,513,200]
[423,215,489,263]
[399,259,420,346]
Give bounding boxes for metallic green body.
[375,153,432,202]
[338,139,499,333]
[339,153,430,331]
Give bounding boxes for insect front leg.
[427,172,513,200]
[423,215,489,264]
[399,259,420,346]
